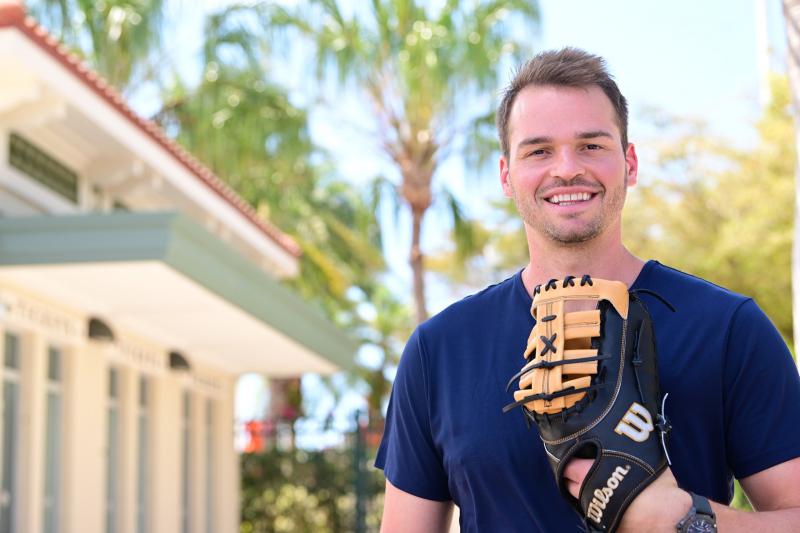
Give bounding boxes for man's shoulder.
[640,261,751,308]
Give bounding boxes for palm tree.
[263,0,539,323]
[27,0,167,94]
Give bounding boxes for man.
[375,48,800,532]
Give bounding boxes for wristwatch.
[676,492,717,533]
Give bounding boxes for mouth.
[544,192,597,206]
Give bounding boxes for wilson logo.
[586,465,631,524]
[614,402,654,442]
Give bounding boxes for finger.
[563,458,592,482]
[565,478,580,499]
[562,458,593,499]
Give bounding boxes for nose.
[549,148,585,181]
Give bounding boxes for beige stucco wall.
[0,282,240,533]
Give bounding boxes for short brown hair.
[496,47,628,157]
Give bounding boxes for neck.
[520,223,645,295]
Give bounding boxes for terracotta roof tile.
[0,0,301,257]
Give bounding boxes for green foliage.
[156,5,386,324]
[425,217,493,287]
[354,284,413,421]
[624,76,795,339]
[425,198,526,291]
[240,446,384,533]
[28,0,166,93]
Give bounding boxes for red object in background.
[365,428,383,448]
[244,419,266,453]
[280,405,298,420]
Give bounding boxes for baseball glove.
[503,275,673,533]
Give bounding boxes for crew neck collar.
[514,259,658,303]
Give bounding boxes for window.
[181,392,191,533]
[8,133,79,203]
[43,347,63,533]
[136,377,149,533]
[1,333,20,533]
[205,399,214,533]
[106,368,119,533]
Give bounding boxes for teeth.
[548,192,592,204]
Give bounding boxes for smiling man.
[376,48,800,532]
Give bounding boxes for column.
[212,377,239,533]
[190,392,206,533]
[18,331,46,533]
[149,373,180,533]
[63,341,107,533]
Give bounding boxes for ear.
[625,143,638,187]
[500,155,514,198]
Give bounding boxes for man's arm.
[380,480,453,533]
[564,457,800,532]
[713,456,800,530]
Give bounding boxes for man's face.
[499,85,638,245]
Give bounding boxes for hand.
[563,459,692,533]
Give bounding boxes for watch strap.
[689,492,714,518]
[676,492,716,532]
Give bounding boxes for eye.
[585,143,603,150]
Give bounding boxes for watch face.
[686,517,716,533]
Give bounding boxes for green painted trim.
[0,212,173,263]
[0,212,356,370]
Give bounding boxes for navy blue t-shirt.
[375,261,800,532]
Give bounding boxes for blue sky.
[538,0,783,143]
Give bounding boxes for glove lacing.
[503,275,608,421]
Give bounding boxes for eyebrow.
[576,130,614,140]
[516,130,614,149]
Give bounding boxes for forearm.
[620,483,800,533]
[714,502,800,532]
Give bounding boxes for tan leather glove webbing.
[514,277,629,415]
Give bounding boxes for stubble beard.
[511,172,628,245]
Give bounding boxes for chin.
[544,225,602,244]
[552,234,599,245]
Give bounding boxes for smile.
[545,192,595,206]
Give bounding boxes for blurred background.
[0,0,796,531]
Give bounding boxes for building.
[0,2,356,532]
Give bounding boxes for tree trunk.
[411,207,428,323]
[783,0,800,368]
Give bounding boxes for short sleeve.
[374,328,451,501]
[723,299,800,478]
